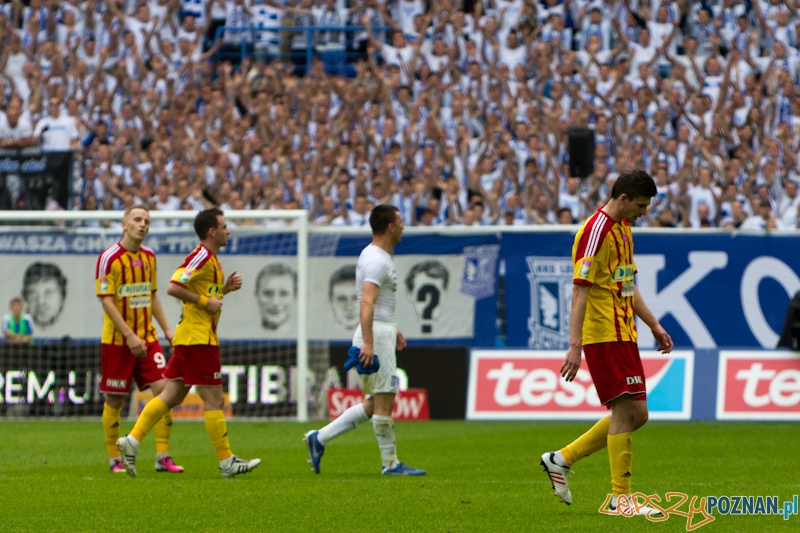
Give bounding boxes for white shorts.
[352,322,398,396]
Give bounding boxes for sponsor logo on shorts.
[467,350,694,420]
[717,352,800,420]
[106,379,127,389]
[626,375,643,385]
[214,372,221,379]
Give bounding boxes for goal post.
[0,210,320,422]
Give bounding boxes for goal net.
[0,210,341,421]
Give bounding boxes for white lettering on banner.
[5,370,24,404]
[327,388,429,420]
[487,362,527,406]
[27,371,55,403]
[736,363,800,408]
[635,252,728,348]
[486,363,601,408]
[221,366,246,404]
[740,257,800,348]
[393,393,427,418]
[261,365,287,404]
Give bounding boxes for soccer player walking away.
[96,205,184,474]
[304,205,426,476]
[118,208,260,478]
[540,169,674,514]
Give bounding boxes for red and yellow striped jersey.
[96,243,158,345]
[572,209,637,345]
[170,244,225,346]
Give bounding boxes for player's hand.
[163,328,174,354]
[396,330,406,351]
[359,341,375,367]
[206,296,223,313]
[652,325,674,354]
[125,331,147,358]
[560,345,582,382]
[224,271,243,293]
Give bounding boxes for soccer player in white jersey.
[304,205,426,476]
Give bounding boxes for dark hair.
[369,204,399,235]
[405,260,449,292]
[22,262,67,299]
[255,263,297,296]
[194,207,223,240]
[610,169,657,200]
[328,265,356,300]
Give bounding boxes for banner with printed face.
[0,229,500,345]
[0,151,73,210]
[503,232,800,350]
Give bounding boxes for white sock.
[156,452,168,461]
[220,456,234,468]
[318,403,369,446]
[372,415,397,469]
[110,457,121,465]
[127,435,140,449]
[553,450,569,467]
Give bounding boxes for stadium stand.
[1,0,799,229]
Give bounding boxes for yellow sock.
[130,397,169,443]
[561,416,610,466]
[102,403,122,458]
[608,432,633,496]
[204,410,233,461]
[153,410,173,454]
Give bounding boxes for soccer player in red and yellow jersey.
[117,208,260,478]
[96,205,184,474]
[540,169,674,513]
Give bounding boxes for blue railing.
[213,25,390,75]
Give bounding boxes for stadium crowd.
[1,0,800,230]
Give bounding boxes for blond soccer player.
[96,205,183,474]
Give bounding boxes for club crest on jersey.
[460,245,500,298]
[526,257,573,349]
[179,269,193,283]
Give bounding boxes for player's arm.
[150,292,173,347]
[633,285,673,354]
[561,283,589,382]
[358,281,380,367]
[100,296,147,356]
[396,330,406,351]
[166,282,222,313]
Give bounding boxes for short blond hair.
[123,205,150,219]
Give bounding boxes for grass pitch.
[0,420,797,532]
